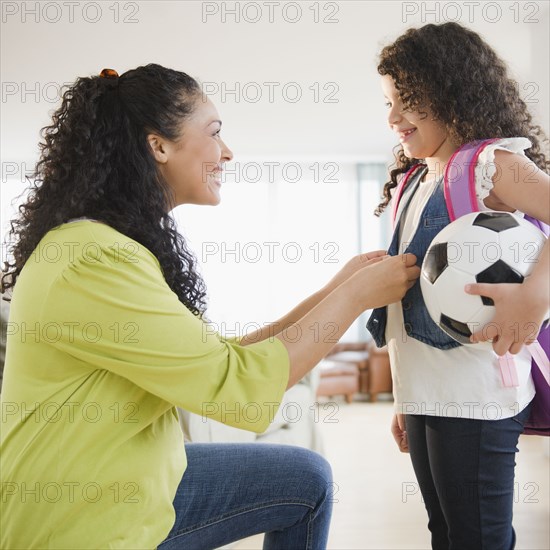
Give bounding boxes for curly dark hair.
[1,63,208,316]
[375,22,549,215]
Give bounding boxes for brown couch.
[316,341,392,403]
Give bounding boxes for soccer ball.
[420,211,547,344]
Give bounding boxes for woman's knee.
[275,445,333,504]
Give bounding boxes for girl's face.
[151,96,233,207]
[381,75,453,161]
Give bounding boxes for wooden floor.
[234,398,550,550]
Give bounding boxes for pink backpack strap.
[525,214,550,238]
[391,163,426,227]
[443,139,499,221]
[444,139,550,393]
[445,139,512,387]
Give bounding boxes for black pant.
[406,404,531,550]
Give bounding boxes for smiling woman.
[150,97,233,206]
[0,63,419,549]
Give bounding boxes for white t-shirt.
[386,138,536,420]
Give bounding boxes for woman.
[0,64,419,549]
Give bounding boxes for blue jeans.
[406,403,532,550]
[157,443,333,550]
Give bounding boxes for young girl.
[367,23,549,550]
[0,64,419,549]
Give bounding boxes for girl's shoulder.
[476,137,532,161]
[473,137,532,204]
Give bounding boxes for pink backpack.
[394,140,550,435]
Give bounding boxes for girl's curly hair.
[375,22,549,215]
[1,63,208,316]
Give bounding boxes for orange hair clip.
[100,68,119,79]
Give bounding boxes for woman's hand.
[241,252,417,348]
[326,250,389,292]
[465,277,548,355]
[351,253,420,310]
[277,252,419,389]
[391,414,409,453]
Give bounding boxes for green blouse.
[0,221,290,549]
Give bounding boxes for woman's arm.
[466,150,550,355]
[240,250,388,345]
[271,253,419,389]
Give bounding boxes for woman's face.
[381,75,452,161]
[152,96,233,207]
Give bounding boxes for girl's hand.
[391,413,409,453]
[469,150,549,356]
[465,278,548,355]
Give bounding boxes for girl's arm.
[466,150,550,355]
[240,250,387,345]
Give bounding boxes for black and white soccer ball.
[420,211,547,344]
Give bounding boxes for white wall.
[1,1,548,165]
